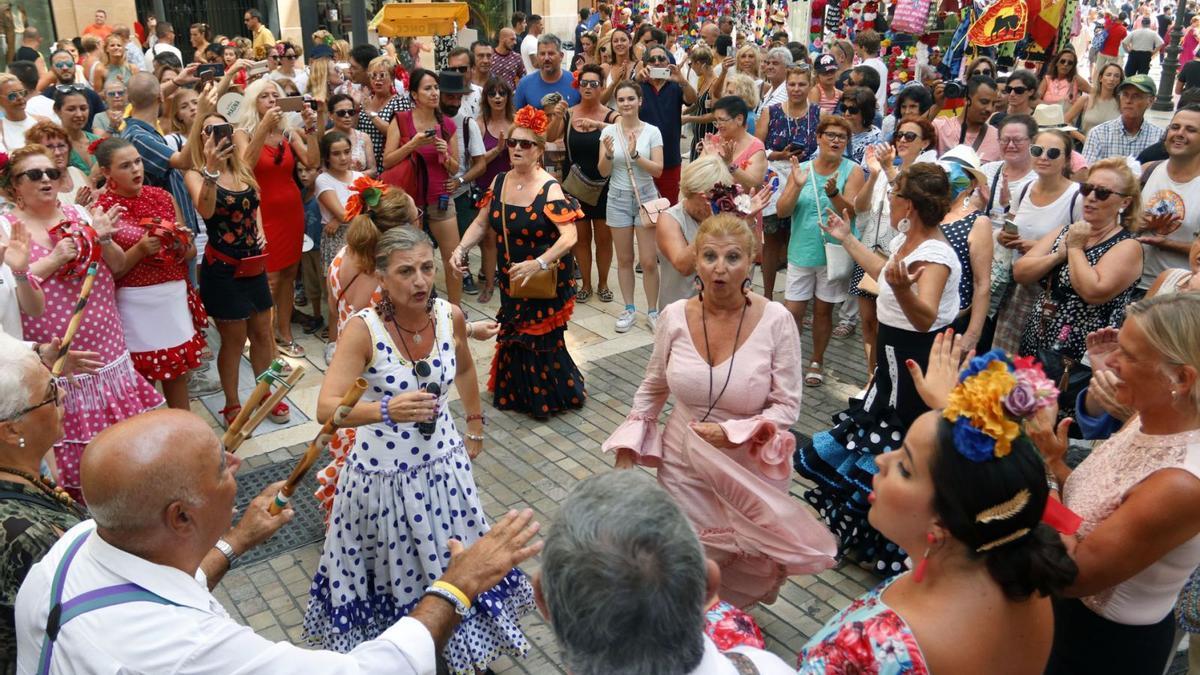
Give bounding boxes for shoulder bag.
[620,127,671,226]
[856,191,892,296]
[379,111,432,205]
[1034,230,1092,412]
[561,113,607,206]
[499,175,557,299]
[813,163,853,283]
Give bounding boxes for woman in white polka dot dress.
[304,227,533,672]
[11,145,164,502]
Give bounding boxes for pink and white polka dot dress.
[17,208,164,501]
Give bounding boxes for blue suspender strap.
[36,531,180,675]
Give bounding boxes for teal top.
[787,157,858,267]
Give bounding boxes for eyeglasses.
[17,168,62,181]
[333,109,356,117]
[1080,182,1126,200]
[579,80,602,89]
[999,136,1029,147]
[1008,86,1029,95]
[894,131,920,142]
[5,89,27,102]
[1,377,61,421]
[713,115,733,125]
[506,138,538,149]
[52,60,74,69]
[1029,144,1063,160]
[105,89,126,98]
[646,56,668,63]
[822,131,849,142]
[445,65,469,72]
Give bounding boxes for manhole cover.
[232,459,326,568]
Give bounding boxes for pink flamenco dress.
[1183,28,1199,69]
[602,299,837,607]
[16,207,164,502]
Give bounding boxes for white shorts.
[785,264,849,304]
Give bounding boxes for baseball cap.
[816,53,838,74]
[1117,74,1157,97]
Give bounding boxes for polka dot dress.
[303,300,534,672]
[17,208,165,501]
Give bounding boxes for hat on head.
[771,11,787,23]
[1117,73,1157,97]
[309,44,334,60]
[816,53,838,74]
[437,70,471,95]
[939,144,988,193]
[1032,103,1079,132]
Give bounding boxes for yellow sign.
[369,3,471,38]
[966,0,1028,47]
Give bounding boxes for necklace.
[391,312,432,344]
[699,298,750,423]
[0,466,86,517]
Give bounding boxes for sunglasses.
[841,106,859,115]
[1029,145,1063,160]
[17,167,62,181]
[369,72,390,80]
[1059,60,1076,66]
[972,69,993,77]
[506,138,538,149]
[282,54,296,60]
[1080,183,1126,200]
[5,89,27,102]
[894,131,920,142]
[647,56,668,63]
[333,109,356,117]
[580,80,602,88]
[487,91,509,98]
[55,84,87,94]
[445,65,469,72]
[52,60,74,69]
[1008,86,1029,95]
[105,89,127,98]
[1,377,61,421]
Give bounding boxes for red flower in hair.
[0,151,9,171]
[513,106,549,136]
[86,137,105,156]
[344,176,389,220]
[571,70,582,90]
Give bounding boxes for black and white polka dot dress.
[303,300,534,672]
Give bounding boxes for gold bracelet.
[431,580,471,609]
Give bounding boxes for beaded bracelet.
[466,413,486,426]
[380,394,395,427]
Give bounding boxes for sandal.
[804,361,825,387]
[597,287,614,303]
[219,404,242,427]
[268,401,291,425]
[318,326,329,342]
[477,284,494,304]
[275,337,306,358]
[576,288,592,303]
[832,322,856,339]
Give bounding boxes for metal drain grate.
[232,460,326,568]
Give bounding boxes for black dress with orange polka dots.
[482,174,587,419]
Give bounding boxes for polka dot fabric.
[17,208,164,501]
[303,300,534,672]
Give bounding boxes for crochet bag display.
[892,0,933,34]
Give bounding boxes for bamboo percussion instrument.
[268,377,368,515]
[51,262,99,377]
[222,359,306,454]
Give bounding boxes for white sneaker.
[647,311,659,333]
[186,369,221,397]
[615,309,637,333]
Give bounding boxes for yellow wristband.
[431,580,471,610]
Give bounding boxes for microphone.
[417,382,441,439]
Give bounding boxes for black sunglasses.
[1008,86,1029,95]
[579,80,602,88]
[842,106,859,115]
[1080,183,1126,200]
[1,377,60,421]
[894,131,920,142]
[506,139,537,149]
[17,168,62,182]
[333,109,356,117]
[1030,145,1063,160]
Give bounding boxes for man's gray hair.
[537,33,562,53]
[541,472,707,675]
[0,331,44,421]
[766,46,793,65]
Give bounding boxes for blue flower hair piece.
[958,349,1012,382]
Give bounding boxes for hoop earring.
[693,275,705,302]
[897,217,912,234]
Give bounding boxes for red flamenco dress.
[480,174,587,419]
[255,140,304,272]
[99,186,207,382]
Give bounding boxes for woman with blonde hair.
[91,34,136,90]
[656,154,734,307]
[722,72,762,133]
[234,76,319,363]
[1066,62,1123,139]
[361,55,408,179]
[601,28,635,104]
[735,45,763,85]
[306,43,335,103]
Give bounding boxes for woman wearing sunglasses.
[841,87,882,167]
[327,93,375,175]
[1012,156,1142,418]
[1038,48,1091,114]
[360,55,408,177]
[267,41,307,95]
[92,80,128,136]
[989,69,1038,129]
[9,145,161,501]
[993,129,1082,354]
[472,77,514,304]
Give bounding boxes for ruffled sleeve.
[601,303,681,466]
[544,196,585,224]
[474,188,494,209]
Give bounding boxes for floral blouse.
[797,575,929,674]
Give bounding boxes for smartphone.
[648,67,671,79]
[1002,220,1019,235]
[196,63,225,80]
[424,128,437,137]
[210,123,233,147]
[277,96,306,112]
[247,59,269,75]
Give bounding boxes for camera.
[942,80,967,99]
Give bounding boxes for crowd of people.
[0,2,1198,673]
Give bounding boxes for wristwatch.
[536,257,549,271]
[630,149,640,160]
[214,538,238,565]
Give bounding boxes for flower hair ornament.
[86,137,105,156]
[0,151,11,190]
[513,105,550,136]
[571,69,583,90]
[707,183,755,218]
[344,176,389,220]
[942,350,1082,550]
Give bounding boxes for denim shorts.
[606,185,658,228]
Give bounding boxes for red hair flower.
[571,69,582,90]
[344,176,389,220]
[514,105,549,136]
[86,137,105,156]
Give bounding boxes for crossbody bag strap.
[809,163,825,234]
[986,165,1002,215]
[619,127,645,204]
[498,174,513,266]
[971,123,987,152]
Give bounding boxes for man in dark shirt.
[14,27,43,75]
[41,48,106,129]
[1178,58,1200,94]
[1138,88,1200,163]
[637,45,696,206]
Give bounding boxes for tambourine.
[48,219,100,279]
[139,217,192,266]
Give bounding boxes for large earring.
[913,532,936,583]
[741,277,752,299]
[426,292,434,313]
[377,291,395,321]
[693,275,705,302]
[897,217,911,234]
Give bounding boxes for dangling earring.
[377,291,395,321]
[426,292,435,313]
[693,275,705,302]
[913,532,936,583]
[897,217,912,234]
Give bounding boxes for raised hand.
[883,258,924,291]
[4,219,32,274]
[819,207,853,242]
[90,203,125,241]
[1085,326,1120,373]
[907,329,974,409]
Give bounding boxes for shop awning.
[369,3,470,37]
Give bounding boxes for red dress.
[255,139,304,272]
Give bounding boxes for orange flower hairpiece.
[571,70,582,90]
[344,176,389,220]
[514,105,549,136]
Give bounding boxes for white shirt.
[688,634,796,674]
[758,80,788,115]
[459,82,482,122]
[520,34,540,75]
[1140,162,1200,288]
[450,111,485,199]
[0,218,23,338]
[145,42,183,66]
[979,161,1038,223]
[876,235,962,331]
[24,95,58,124]
[271,69,310,95]
[862,56,889,117]
[601,122,663,196]
[315,170,365,225]
[0,115,38,152]
[16,520,438,674]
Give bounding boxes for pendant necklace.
[392,313,432,344]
